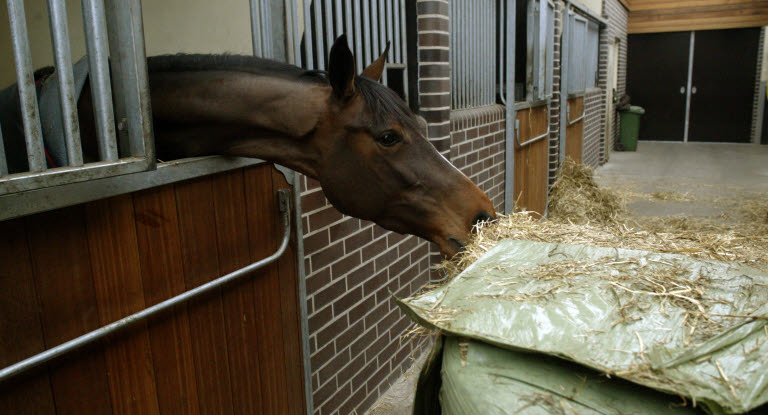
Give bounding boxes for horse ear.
[328,35,356,99]
[361,41,390,82]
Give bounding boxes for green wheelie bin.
[618,105,645,151]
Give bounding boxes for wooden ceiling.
[625,0,768,34]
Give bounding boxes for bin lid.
[622,105,645,114]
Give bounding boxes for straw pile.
[436,160,768,281]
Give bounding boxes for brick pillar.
[416,0,451,281]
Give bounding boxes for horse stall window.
[567,13,600,95]
[290,0,409,102]
[0,0,153,195]
[450,0,497,109]
[499,0,554,103]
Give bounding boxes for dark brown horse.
[80,35,495,257]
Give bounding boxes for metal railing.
[285,0,408,93]
[1,0,154,195]
[0,188,292,384]
[451,0,496,109]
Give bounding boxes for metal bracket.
[0,189,292,384]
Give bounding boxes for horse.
[6,35,495,257]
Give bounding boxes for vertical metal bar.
[7,0,46,172]
[334,0,342,39]
[450,0,455,108]
[371,0,380,64]
[250,0,263,56]
[285,0,302,65]
[261,0,273,58]
[504,0,516,213]
[385,0,394,64]
[393,0,401,63]
[0,125,7,175]
[303,0,314,69]
[379,0,388,84]
[47,0,83,166]
[105,0,154,166]
[498,0,505,105]
[324,0,334,60]
[313,0,325,68]
[344,0,353,50]
[560,6,570,162]
[684,31,695,143]
[353,0,363,71]
[362,0,371,66]
[82,0,118,162]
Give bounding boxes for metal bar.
[103,0,128,152]
[385,0,393,66]
[393,0,401,63]
[504,0,516,213]
[379,0,388,85]
[250,0,263,55]
[260,0,273,58]
[567,112,585,126]
[291,173,313,415]
[82,0,118,162]
[684,31,695,143]
[362,0,371,66]
[334,0,342,40]
[47,0,83,167]
[371,0,380,62]
[398,0,405,62]
[313,0,325,68]
[0,125,7,175]
[344,0,353,55]
[7,0,46,172]
[559,6,570,162]
[106,0,154,166]
[0,189,292,383]
[324,0,334,61]
[353,0,363,71]
[285,0,301,65]
[303,0,314,68]
[515,114,550,146]
[498,0,505,105]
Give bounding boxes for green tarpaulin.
[400,240,768,414]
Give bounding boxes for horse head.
[305,35,496,257]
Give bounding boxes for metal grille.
[284,0,408,94]
[451,0,496,109]
[1,0,154,195]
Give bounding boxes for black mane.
[147,54,420,133]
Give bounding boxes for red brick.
[366,360,391,393]
[331,251,362,277]
[306,176,322,190]
[344,227,374,253]
[319,381,352,415]
[347,262,375,289]
[305,266,331,294]
[304,229,329,256]
[309,207,344,232]
[302,189,327,213]
[312,377,337,409]
[376,309,401,337]
[363,269,388,298]
[339,382,368,415]
[364,301,390,331]
[311,241,344,272]
[318,348,351,385]
[313,277,346,312]
[374,246,399,273]
[335,318,365,351]
[348,293,375,323]
[317,314,349,346]
[309,304,334,334]
[362,236,387,260]
[310,341,336,378]
[330,217,360,240]
[351,325,377,357]
[388,255,411,278]
[332,286,362,316]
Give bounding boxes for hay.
[547,158,625,223]
[436,161,768,281]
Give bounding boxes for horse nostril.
[472,211,495,227]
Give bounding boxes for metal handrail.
[567,103,586,126]
[0,189,292,384]
[515,116,551,147]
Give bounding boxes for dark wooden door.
[688,28,760,143]
[0,164,306,415]
[627,31,690,141]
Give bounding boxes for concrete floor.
[365,142,768,415]
[596,142,768,217]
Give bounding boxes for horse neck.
[149,70,331,177]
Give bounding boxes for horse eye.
[377,132,402,147]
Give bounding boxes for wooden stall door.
[565,97,584,162]
[0,164,306,415]
[513,105,549,216]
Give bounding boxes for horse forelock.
[355,76,420,134]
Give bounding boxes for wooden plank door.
[627,31,690,141]
[565,97,584,162]
[0,164,306,415]
[513,105,549,216]
[688,28,760,142]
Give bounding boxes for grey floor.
[365,142,768,414]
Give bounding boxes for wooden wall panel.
[26,207,114,415]
[0,219,57,415]
[174,177,235,414]
[0,164,305,415]
[86,196,160,415]
[566,97,585,162]
[514,105,550,215]
[133,186,201,415]
[628,0,768,33]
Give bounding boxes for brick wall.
[450,106,506,213]
[300,1,451,414]
[582,87,604,167]
[602,0,629,155]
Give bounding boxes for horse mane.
[147,54,421,133]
